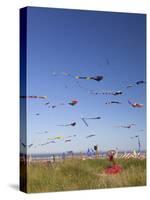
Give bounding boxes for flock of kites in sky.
[20,70,145,150]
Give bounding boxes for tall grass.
[26,158,146,193]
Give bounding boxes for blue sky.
[22,7,146,154]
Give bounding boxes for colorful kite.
[48,136,63,140]
[40,141,56,145]
[20,96,47,99]
[68,100,78,106]
[51,100,78,108]
[75,75,103,82]
[53,72,103,82]
[90,90,123,96]
[54,136,64,140]
[128,100,144,108]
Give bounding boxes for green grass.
[25,158,146,193]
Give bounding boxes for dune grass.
[26,158,146,193]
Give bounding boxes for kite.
[35,130,50,134]
[45,102,50,106]
[128,100,143,108]
[40,142,50,146]
[81,117,89,127]
[75,75,103,82]
[130,135,141,153]
[53,72,103,94]
[57,122,76,127]
[138,129,144,132]
[126,80,145,89]
[51,103,65,108]
[86,134,96,138]
[126,81,145,89]
[51,100,78,108]
[44,131,49,133]
[68,100,78,106]
[106,58,110,65]
[49,141,56,143]
[117,124,136,129]
[62,72,103,82]
[67,134,77,138]
[40,141,56,145]
[65,139,71,143]
[54,136,64,140]
[105,101,121,105]
[136,80,146,85]
[47,136,63,140]
[20,96,47,99]
[90,90,123,96]
[53,72,103,82]
[61,72,71,76]
[81,116,101,127]
[21,142,33,148]
[113,91,123,96]
[87,148,92,157]
[87,148,96,156]
[121,125,135,129]
[127,85,133,88]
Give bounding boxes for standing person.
[94,145,99,158]
[62,152,66,161]
[53,154,56,163]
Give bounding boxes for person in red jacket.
[105,150,122,175]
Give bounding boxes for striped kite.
[128,100,143,108]
[20,95,47,99]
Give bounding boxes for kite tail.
[75,76,88,80]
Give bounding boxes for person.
[107,150,116,165]
[62,152,66,161]
[105,150,122,175]
[52,154,56,163]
